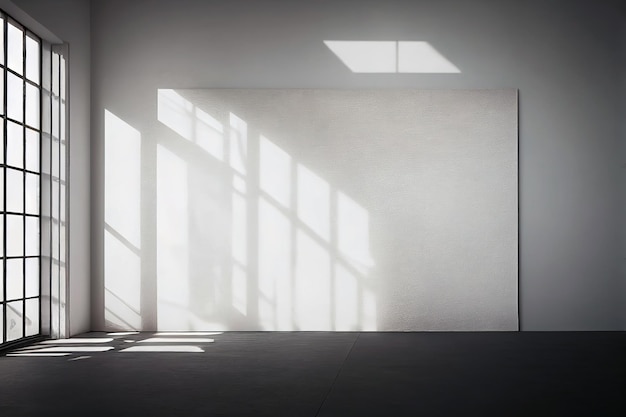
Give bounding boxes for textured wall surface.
[146,88,519,331]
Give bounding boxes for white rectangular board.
[155,89,518,331]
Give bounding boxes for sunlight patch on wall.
[334,264,358,330]
[231,189,247,267]
[337,192,374,273]
[324,41,460,73]
[362,287,377,330]
[104,110,141,247]
[104,110,141,330]
[297,164,330,241]
[259,135,291,208]
[232,265,247,316]
[258,198,292,330]
[324,41,396,73]
[156,89,378,331]
[398,41,460,73]
[295,231,331,330]
[104,232,141,329]
[229,113,247,174]
[156,144,189,330]
[157,89,224,161]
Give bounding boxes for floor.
[0,332,624,416]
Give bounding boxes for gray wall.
[9,0,623,332]
[11,0,91,336]
[89,0,624,331]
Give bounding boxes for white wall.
[88,0,624,331]
[11,0,91,336]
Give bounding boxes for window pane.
[0,216,3,255]
[52,136,59,181]
[52,52,59,96]
[60,138,66,182]
[0,17,4,66]
[61,100,66,142]
[6,168,23,213]
[6,301,23,341]
[0,68,4,115]
[41,133,50,176]
[7,22,23,75]
[52,96,59,139]
[7,214,23,257]
[7,72,23,122]
[0,170,3,212]
[0,119,4,163]
[26,35,39,84]
[25,258,39,298]
[25,216,39,256]
[7,121,23,168]
[42,40,50,89]
[0,307,3,343]
[6,258,23,300]
[51,177,58,220]
[42,87,51,136]
[25,298,38,336]
[60,56,66,99]
[26,83,39,129]
[25,128,39,172]
[25,173,39,215]
[0,260,4,301]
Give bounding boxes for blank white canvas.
[154,89,518,331]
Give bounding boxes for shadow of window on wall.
[156,89,377,331]
[324,41,460,73]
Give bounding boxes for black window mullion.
[0,165,45,176]
[21,24,25,338]
[55,52,60,336]
[4,294,39,303]
[48,49,53,338]
[2,11,7,345]
[3,211,40,217]
[37,35,42,336]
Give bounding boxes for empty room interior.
[0,0,625,415]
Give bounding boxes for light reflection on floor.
[41,338,114,344]
[154,332,222,336]
[3,332,219,359]
[120,345,204,353]
[138,337,214,343]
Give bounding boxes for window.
[0,13,42,346]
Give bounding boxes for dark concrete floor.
[0,332,624,416]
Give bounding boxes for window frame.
[0,10,43,348]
